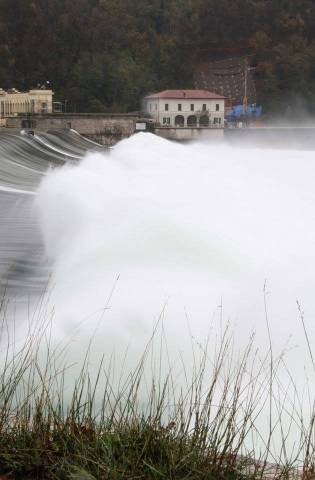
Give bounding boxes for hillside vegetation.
[0,0,315,114]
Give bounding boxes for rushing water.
[35,133,315,358]
[2,130,315,458]
[0,129,102,290]
[1,130,315,365]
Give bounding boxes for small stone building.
[142,89,225,128]
[0,88,53,125]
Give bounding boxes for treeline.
[1,0,315,115]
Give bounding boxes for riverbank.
[0,314,310,480]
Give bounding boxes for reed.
[0,297,313,480]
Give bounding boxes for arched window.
[175,115,184,127]
[199,115,210,127]
[187,115,197,127]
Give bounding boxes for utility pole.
[243,58,256,121]
[243,58,248,116]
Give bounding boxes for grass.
[0,295,313,480]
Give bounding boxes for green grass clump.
[0,301,312,480]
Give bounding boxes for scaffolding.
[194,56,256,107]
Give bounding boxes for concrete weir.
[7,113,315,149]
[155,126,224,141]
[6,112,227,145]
[6,113,140,146]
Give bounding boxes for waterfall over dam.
[1,129,315,458]
[1,129,315,354]
[0,129,103,291]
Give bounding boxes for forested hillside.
[1,0,315,115]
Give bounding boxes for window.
[216,104,220,111]
[165,104,169,111]
[200,115,209,127]
[155,104,157,111]
[22,118,36,128]
[163,117,170,125]
[187,115,197,127]
[178,104,182,111]
[175,115,184,127]
[190,104,194,111]
[202,104,207,111]
[149,104,152,112]
[21,119,31,129]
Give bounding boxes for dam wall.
[155,126,224,141]
[6,113,226,145]
[8,114,314,148]
[6,113,140,146]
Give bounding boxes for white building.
[0,88,53,123]
[142,89,225,128]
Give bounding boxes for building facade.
[0,88,53,123]
[142,90,225,128]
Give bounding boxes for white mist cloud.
[33,133,315,380]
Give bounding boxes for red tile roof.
[144,89,225,99]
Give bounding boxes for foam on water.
[33,132,315,380]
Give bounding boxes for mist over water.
[33,132,315,380]
[2,131,315,459]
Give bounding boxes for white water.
[35,133,315,364]
[10,131,315,459]
[8,133,311,446]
